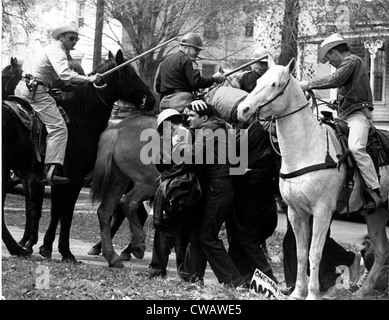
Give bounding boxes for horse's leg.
[39,186,59,259]
[307,205,333,300]
[21,175,45,254]
[119,184,152,261]
[2,168,29,256]
[88,205,126,256]
[356,206,389,298]
[55,182,83,263]
[288,207,310,300]
[120,203,148,260]
[98,167,129,268]
[18,178,31,248]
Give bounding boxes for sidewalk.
[1,225,219,285]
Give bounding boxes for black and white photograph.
[1,0,388,310]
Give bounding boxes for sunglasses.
[68,36,80,42]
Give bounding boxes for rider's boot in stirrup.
[364,188,383,213]
[39,163,69,186]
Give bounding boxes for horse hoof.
[39,246,52,259]
[18,240,27,247]
[131,243,146,260]
[17,246,32,257]
[119,251,132,261]
[62,256,79,264]
[109,258,124,268]
[87,246,101,256]
[22,245,33,256]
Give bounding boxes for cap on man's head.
[252,48,269,62]
[318,33,348,64]
[51,22,79,40]
[180,33,204,50]
[157,109,181,130]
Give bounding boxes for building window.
[366,43,386,103]
[245,20,254,37]
[77,1,85,27]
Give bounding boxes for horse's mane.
[91,56,138,78]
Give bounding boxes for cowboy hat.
[51,23,79,40]
[318,33,348,64]
[252,48,269,62]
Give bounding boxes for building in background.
[1,0,122,74]
[252,1,388,130]
[2,0,256,82]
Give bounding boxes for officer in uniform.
[155,33,226,112]
[239,48,269,93]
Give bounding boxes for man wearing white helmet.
[155,32,226,112]
[239,48,269,93]
[14,22,102,185]
[299,33,382,212]
[149,109,200,279]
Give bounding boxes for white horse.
[237,57,389,300]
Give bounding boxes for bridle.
[255,76,309,121]
[251,75,310,156]
[94,62,148,110]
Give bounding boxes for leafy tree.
[101,0,267,86]
[2,0,36,37]
[93,0,105,69]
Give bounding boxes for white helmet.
[157,109,181,130]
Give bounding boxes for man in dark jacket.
[239,48,269,93]
[227,120,279,285]
[180,101,245,288]
[155,33,225,112]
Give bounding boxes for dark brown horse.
[2,57,23,100]
[2,50,156,262]
[90,114,160,267]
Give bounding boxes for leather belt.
[22,76,48,87]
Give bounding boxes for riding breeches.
[15,81,68,165]
[345,111,380,190]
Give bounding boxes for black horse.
[2,57,23,100]
[2,49,156,262]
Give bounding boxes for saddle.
[320,112,389,214]
[4,93,70,163]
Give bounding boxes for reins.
[261,102,309,157]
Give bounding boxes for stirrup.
[43,165,69,186]
[364,189,384,213]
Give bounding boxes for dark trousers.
[227,170,278,283]
[149,215,192,277]
[282,213,355,291]
[183,177,243,285]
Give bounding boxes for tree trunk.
[279,0,299,66]
[93,0,105,70]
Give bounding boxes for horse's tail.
[91,128,119,204]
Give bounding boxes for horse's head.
[220,69,242,89]
[237,57,304,122]
[2,57,23,99]
[91,50,155,111]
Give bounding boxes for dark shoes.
[39,163,69,186]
